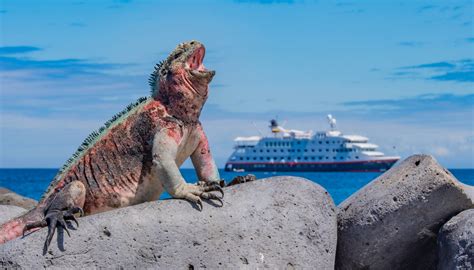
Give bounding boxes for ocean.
[0,169,473,205]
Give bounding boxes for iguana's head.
[150,40,215,99]
[149,40,215,123]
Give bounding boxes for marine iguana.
[0,40,224,250]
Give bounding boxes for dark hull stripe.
[225,159,398,172]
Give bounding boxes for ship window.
[311,157,315,160]
[253,157,256,160]
[280,149,284,152]
[304,157,308,160]
[326,149,329,152]
[319,157,322,160]
[267,157,270,160]
[326,141,329,144]
[297,141,301,144]
[311,149,315,152]
[319,141,322,144]
[253,150,256,153]
[297,157,301,160]
[240,157,243,160]
[340,157,344,160]
[246,157,250,160]
[260,157,263,160]
[356,156,359,159]
[297,149,301,152]
[319,149,322,152]
[260,150,263,152]
[274,149,277,152]
[267,150,270,152]
[326,157,329,159]
[304,149,308,152]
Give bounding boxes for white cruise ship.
[225,115,400,172]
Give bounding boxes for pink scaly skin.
[0,41,223,252]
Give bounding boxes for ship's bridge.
[345,142,379,152]
[341,135,368,143]
[233,136,261,148]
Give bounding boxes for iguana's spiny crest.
[149,40,215,100]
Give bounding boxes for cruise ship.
[224,115,400,172]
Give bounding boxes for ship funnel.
[269,119,280,134]
[270,119,278,128]
[327,114,337,130]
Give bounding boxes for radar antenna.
[327,114,337,130]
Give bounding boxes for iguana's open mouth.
[188,46,215,80]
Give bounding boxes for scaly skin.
[0,40,223,250]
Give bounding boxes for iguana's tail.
[0,208,43,244]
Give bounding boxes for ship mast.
[327,114,337,131]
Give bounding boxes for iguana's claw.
[196,199,203,211]
[22,220,47,237]
[204,182,224,199]
[64,212,79,228]
[200,192,223,206]
[179,182,225,210]
[23,206,84,252]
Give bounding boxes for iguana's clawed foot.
[43,207,83,251]
[227,174,256,187]
[177,182,224,211]
[23,207,84,251]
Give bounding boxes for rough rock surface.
[0,176,337,269]
[438,209,474,270]
[0,205,26,225]
[0,187,37,210]
[337,154,474,270]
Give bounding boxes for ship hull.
[225,159,399,172]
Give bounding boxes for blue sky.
[0,0,473,168]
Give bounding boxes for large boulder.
[0,176,337,269]
[0,187,37,210]
[336,154,474,270]
[438,209,474,270]
[0,205,26,225]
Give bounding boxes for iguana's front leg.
[191,125,221,186]
[152,129,223,210]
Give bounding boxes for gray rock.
[0,205,26,225]
[336,154,474,270]
[0,176,337,269]
[0,187,37,210]
[438,209,474,270]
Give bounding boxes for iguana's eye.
[172,51,183,60]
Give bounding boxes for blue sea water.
[0,168,473,205]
